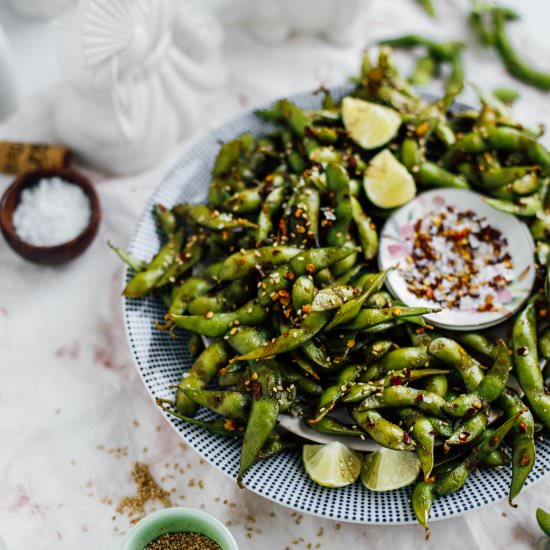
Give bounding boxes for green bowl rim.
[120,506,239,550]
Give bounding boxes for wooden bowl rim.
[0,168,101,261]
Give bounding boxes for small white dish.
[378,189,535,331]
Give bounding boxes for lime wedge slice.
[360,448,420,491]
[364,149,416,209]
[536,508,550,537]
[303,441,362,488]
[342,97,401,150]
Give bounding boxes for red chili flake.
[305,263,315,273]
[415,393,424,402]
[489,435,501,446]
[449,228,470,241]
[403,432,412,445]
[517,346,529,357]
[403,368,411,379]
[250,380,261,401]
[390,376,403,386]
[517,421,527,434]
[519,455,530,466]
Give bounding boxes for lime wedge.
[360,448,420,491]
[303,441,362,488]
[363,149,416,209]
[536,508,550,537]
[342,97,401,150]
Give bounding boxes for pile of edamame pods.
[114,48,550,536]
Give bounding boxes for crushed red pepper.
[400,206,514,311]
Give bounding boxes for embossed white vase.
[7,0,73,19]
[0,26,18,122]
[52,0,226,174]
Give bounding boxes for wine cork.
[0,141,71,174]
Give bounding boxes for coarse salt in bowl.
[0,168,100,264]
[12,176,91,247]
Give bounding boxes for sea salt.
[400,206,514,312]
[13,177,91,246]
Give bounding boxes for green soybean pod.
[423,374,448,397]
[539,326,550,360]
[325,164,352,248]
[175,341,229,416]
[292,275,316,310]
[351,196,378,260]
[257,185,285,244]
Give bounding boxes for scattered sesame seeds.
[116,463,171,521]
[144,532,221,550]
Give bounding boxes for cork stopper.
[0,141,71,174]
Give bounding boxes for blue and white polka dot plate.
[123,86,550,524]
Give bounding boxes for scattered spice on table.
[144,532,221,550]
[13,176,91,246]
[116,462,172,522]
[400,205,514,311]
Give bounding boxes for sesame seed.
[145,532,221,549]
[116,463,171,521]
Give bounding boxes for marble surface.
[1,1,550,549]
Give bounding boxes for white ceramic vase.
[0,26,18,123]
[7,0,73,19]
[52,0,226,175]
[243,0,365,46]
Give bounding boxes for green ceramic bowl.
[120,507,239,550]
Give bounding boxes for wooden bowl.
[0,168,101,265]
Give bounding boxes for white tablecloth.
[1,1,549,549]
